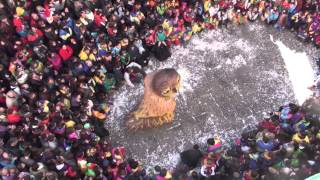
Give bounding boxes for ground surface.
[105,22,319,169]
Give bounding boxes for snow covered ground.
[105,23,319,169]
[271,35,316,104]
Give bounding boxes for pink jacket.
[48,53,62,70]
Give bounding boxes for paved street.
[106,23,319,168]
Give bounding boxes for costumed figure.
[126,68,180,130]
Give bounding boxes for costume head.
[127,68,181,130]
[152,68,180,98]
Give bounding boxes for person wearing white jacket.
[124,62,146,88]
[209,4,220,17]
[134,39,145,55]
[247,7,259,21]
[5,90,19,109]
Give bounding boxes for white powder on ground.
[234,39,254,54]
[248,22,264,32]
[107,29,253,131]
[271,35,315,104]
[106,26,309,169]
[106,84,143,132]
[107,39,207,130]
[225,55,247,68]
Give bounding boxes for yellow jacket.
[292,133,310,144]
[79,50,89,61]
[204,0,212,12]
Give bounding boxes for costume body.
[127,68,180,130]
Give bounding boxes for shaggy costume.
[126,68,180,130]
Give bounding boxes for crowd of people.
[0,0,320,179]
[177,102,320,180]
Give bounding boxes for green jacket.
[157,31,166,42]
[156,5,166,16]
[103,76,116,90]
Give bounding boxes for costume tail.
[126,113,174,131]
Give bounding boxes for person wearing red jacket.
[183,8,194,26]
[48,52,62,70]
[27,27,43,45]
[13,14,28,37]
[7,107,21,124]
[59,45,73,61]
[94,10,105,27]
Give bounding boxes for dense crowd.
[177,102,320,180]
[0,0,320,179]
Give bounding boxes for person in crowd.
[124,62,146,88]
[180,144,203,169]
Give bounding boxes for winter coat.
[134,39,146,54]
[29,163,47,179]
[207,140,223,155]
[59,27,73,41]
[33,45,48,60]
[0,124,7,137]
[156,5,166,16]
[6,112,21,124]
[0,158,15,168]
[183,11,194,22]
[103,75,116,90]
[27,28,43,44]
[292,133,310,144]
[156,31,166,42]
[124,62,142,87]
[48,53,62,70]
[5,91,18,109]
[256,139,274,152]
[268,10,280,22]
[59,45,73,61]
[79,49,89,61]
[146,30,156,45]
[20,156,35,167]
[180,148,203,168]
[258,120,277,133]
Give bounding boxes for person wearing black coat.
[180,144,203,169]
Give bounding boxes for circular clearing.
[106,23,318,168]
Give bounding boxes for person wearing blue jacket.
[257,136,275,152]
